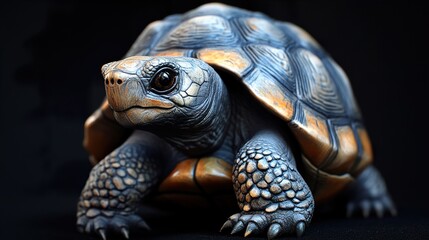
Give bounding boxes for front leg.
[222,131,314,239]
[77,131,170,239]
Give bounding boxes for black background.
[1,0,428,239]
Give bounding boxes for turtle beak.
[103,70,174,112]
[104,70,144,112]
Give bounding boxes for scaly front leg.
[222,131,314,239]
[77,131,169,239]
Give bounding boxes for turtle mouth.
[114,104,173,113]
[110,97,175,127]
[111,96,176,113]
[113,105,174,127]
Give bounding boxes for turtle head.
[102,56,229,154]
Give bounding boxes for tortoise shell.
[84,3,373,202]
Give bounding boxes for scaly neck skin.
[157,72,231,157]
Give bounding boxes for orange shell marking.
[354,128,374,175]
[323,125,359,174]
[290,107,332,167]
[158,159,200,193]
[245,71,294,121]
[195,157,233,194]
[301,156,353,202]
[158,157,232,194]
[83,100,131,164]
[197,48,251,78]
[155,49,188,57]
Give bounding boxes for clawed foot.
[77,211,150,239]
[221,210,309,239]
[346,165,397,218]
[347,194,397,218]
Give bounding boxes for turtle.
[77,3,396,239]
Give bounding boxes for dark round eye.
[150,68,177,93]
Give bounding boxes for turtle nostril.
[117,79,123,85]
[110,78,114,85]
[105,79,109,85]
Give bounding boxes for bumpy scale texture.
[77,144,159,237]
[222,135,314,238]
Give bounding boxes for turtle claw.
[220,220,233,232]
[296,221,305,237]
[85,220,94,234]
[360,200,371,218]
[229,213,241,222]
[231,221,245,234]
[97,229,107,240]
[267,223,282,240]
[373,201,384,218]
[223,210,311,238]
[244,222,259,237]
[384,197,398,216]
[77,212,150,239]
[137,220,151,231]
[347,195,397,218]
[120,227,129,239]
[389,205,398,216]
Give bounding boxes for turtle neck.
[157,71,231,156]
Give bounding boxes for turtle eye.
[150,67,177,94]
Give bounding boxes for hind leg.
[346,165,397,218]
[221,131,314,239]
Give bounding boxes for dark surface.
[3,196,429,239]
[1,0,428,239]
